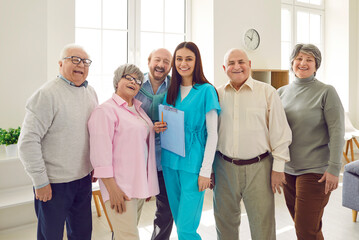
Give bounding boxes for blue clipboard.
[158,104,185,157]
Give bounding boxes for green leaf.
[0,126,21,145]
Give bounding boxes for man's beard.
[152,66,166,81]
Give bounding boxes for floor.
[1,157,358,240]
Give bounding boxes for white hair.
[59,43,89,60]
[223,48,249,67]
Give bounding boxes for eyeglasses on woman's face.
[122,74,142,86]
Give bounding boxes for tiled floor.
[1,158,358,240]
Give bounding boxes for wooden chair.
[92,183,113,232]
[343,112,359,163]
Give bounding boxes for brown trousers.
[283,173,331,240]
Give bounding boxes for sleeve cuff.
[326,164,341,177]
[31,173,50,188]
[93,166,114,178]
[34,182,50,189]
[199,168,211,178]
[272,158,285,172]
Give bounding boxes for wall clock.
[244,28,260,50]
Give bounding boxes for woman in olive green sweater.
[278,43,344,240]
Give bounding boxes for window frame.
[293,6,325,47]
[295,0,324,10]
[75,0,190,103]
[281,0,325,78]
[134,0,191,69]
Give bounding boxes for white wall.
[325,0,359,127]
[47,1,75,81]
[0,0,75,129]
[191,0,214,83]
[192,0,282,87]
[357,1,359,127]
[0,0,47,129]
[348,0,359,128]
[212,0,281,86]
[325,0,349,111]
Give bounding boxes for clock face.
[244,29,260,50]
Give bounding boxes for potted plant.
[0,127,21,157]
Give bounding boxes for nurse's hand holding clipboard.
[155,112,211,192]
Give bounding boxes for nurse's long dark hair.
[166,41,218,107]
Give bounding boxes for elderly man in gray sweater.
[18,44,98,240]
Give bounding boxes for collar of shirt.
[225,76,254,92]
[112,92,142,111]
[142,73,169,94]
[58,74,88,88]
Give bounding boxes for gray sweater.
[278,75,344,176]
[18,77,98,187]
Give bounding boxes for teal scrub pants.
[162,166,205,240]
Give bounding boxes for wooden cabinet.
[251,69,289,89]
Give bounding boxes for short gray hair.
[290,43,322,75]
[223,48,249,66]
[113,64,144,91]
[59,43,89,60]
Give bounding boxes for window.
[139,0,187,71]
[75,0,189,103]
[281,6,293,70]
[296,0,322,5]
[281,0,324,80]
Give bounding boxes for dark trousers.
[35,174,92,240]
[151,171,174,240]
[283,173,331,240]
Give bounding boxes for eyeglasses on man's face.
[63,56,92,67]
[123,74,142,86]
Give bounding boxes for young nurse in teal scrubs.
[154,41,221,240]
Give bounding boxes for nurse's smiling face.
[175,47,196,82]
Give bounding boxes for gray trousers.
[213,152,276,240]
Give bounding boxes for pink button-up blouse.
[88,93,159,201]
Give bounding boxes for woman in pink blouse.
[88,64,159,240]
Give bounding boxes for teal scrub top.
[161,83,221,174]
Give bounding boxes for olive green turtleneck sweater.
[278,75,344,176]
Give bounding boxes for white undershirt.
[180,85,218,178]
[127,105,150,164]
